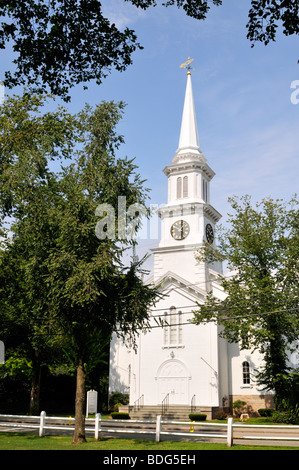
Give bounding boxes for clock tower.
[152,69,222,286]
[109,63,276,418]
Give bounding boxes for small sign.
[86,389,98,417]
[0,341,4,364]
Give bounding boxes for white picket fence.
[0,413,299,447]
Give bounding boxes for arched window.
[163,306,183,346]
[183,176,188,198]
[178,311,182,344]
[242,361,250,385]
[163,312,168,344]
[169,306,177,344]
[177,177,182,199]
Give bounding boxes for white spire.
[173,70,205,164]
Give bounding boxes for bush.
[258,408,274,417]
[113,402,125,412]
[111,412,130,420]
[108,391,129,411]
[215,411,227,420]
[233,400,247,417]
[272,408,299,425]
[189,413,207,421]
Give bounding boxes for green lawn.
[0,433,297,450]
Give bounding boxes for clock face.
[206,223,214,244]
[170,220,190,240]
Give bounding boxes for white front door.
[157,360,189,405]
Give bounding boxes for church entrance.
[157,360,190,405]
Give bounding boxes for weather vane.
[180,57,194,74]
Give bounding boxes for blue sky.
[99,0,299,265]
[1,0,298,267]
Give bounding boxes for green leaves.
[0,92,79,218]
[0,1,225,99]
[162,0,222,20]
[0,91,159,364]
[1,1,142,100]
[0,0,297,98]
[193,194,299,399]
[247,0,299,49]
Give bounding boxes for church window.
[178,311,183,343]
[177,176,188,199]
[163,306,183,346]
[242,361,251,385]
[169,306,177,344]
[163,312,168,344]
[183,176,188,197]
[203,179,208,202]
[177,177,182,199]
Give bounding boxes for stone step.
[123,405,203,420]
[120,405,212,421]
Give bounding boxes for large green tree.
[0,92,79,414]
[0,1,297,100]
[0,94,159,443]
[193,195,299,407]
[44,103,159,443]
[0,91,79,220]
[0,210,65,415]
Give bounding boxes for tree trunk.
[29,354,41,415]
[72,360,86,444]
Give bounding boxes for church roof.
[173,71,205,164]
[147,270,207,300]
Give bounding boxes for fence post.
[39,411,46,437]
[95,413,101,440]
[156,414,162,443]
[227,417,233,447]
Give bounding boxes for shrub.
[215,411,227,420]
[233,400,247,417]
[113,402,125,412]
[111,412,130,420]
[272,408,299,425]
[108,391,129,411]
[258,408,274,417]
[189,413,207,421]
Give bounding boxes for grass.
[0,432,297,451]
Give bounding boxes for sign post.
[86,389,98,417]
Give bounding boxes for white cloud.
[101,0,146,29]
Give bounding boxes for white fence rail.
[0,413,299,447]
[0,413,99,438]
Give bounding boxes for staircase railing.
[134,394,144,412]
[162,393,169,415]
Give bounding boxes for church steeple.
[156,60,221,256]
[173,69,206,164]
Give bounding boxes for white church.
[108,66,274,419]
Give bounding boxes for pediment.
[152,270,207,303]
